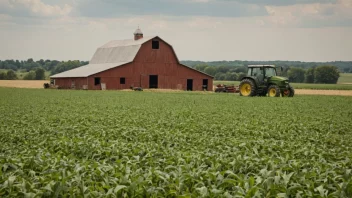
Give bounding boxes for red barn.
[51,28,213,91]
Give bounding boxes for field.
[0,80,49,88]
[1,88,352,197]
[338,73,352,84]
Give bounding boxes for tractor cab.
[247,65,277,84]
[239,65,294,97]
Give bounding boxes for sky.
[0,0,351,62]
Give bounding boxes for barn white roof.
[51,36,155,78]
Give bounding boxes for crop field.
[1,88,352,197]
[338,73,352,84]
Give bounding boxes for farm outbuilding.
[50,28,213,91]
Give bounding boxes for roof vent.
[134,27,143,40]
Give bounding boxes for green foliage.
[287,67,305,83]
[215,73,226,80]
[0,59,88,77]
[304,67,315,83]
[204,66,216,76]
[237,72,246,80]
[35,68,45,80]
[23,71,36,80]
[51,60,82,75]
[5,70,17,80]
[214,80,352,90]
[181,60,352,73]
[1,88,352,197]
[195,64,208,72]
[314,65,340,84]
[0,72,6,80]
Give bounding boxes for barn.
[50,28,213,91]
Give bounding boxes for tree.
[237,72,246,80]
[51,60,81,75]
[214,73,226,80]
[195,64,208,72]
[0,72,6,80]
[225,72,237,81]
[314,65,340,84]
[37,59,45,66]
[233,66,247,73]
[6,70,17,80]
[287,67,305,83]
[304,67,315,83]
[35,68,45,80]
[204,66,216,76]
[217,66,230,73]
[23,71,36,80]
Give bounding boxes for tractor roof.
[248,65,275,68]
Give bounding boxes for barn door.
[202,79,208,91]
[149,75,158,88]
[187,79,193,91]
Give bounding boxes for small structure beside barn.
[50,28,213,91]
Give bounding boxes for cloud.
[75,0,268,18]
[232,0,337,6]
[0,0,72,17]
[264,0,352,27]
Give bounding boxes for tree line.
[0,59,350,84]
[0,59,88,80]
[181,60,350,84]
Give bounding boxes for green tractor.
[239,65,294,97]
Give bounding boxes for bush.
[35,68,45,80]
[23,71,36,80]
[314,65,340,84]
[287,67,305,83]
[0,72,6,80]
[6,70,17,80]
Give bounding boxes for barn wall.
[53,37,213,91]
[53,77,88,89]
[89,63,135,90]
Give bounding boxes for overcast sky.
[0,0,351,62]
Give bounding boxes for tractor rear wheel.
[267,85,280,97]
[282,85,295,97]
[239,79,256,97]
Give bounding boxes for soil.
[0,80,49,88]
[1,80,352,96]
[296,89,352,96]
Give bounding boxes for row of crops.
[0,88,352,197]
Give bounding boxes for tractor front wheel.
[282,85,295,97]
[267,85,280,97]
[239,79,256,97]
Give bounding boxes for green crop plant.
[0,88,352,197]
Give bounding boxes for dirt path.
[1,81,352,96]
[296,89,352,96]
[0,80,49,88]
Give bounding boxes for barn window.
[152,40,159,49]
[120,77,125,84]
[94,77,101,85]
